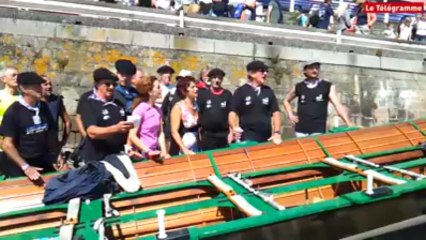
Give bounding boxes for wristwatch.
[21,163,29,171]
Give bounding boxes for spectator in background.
[414,13,426,42]
[151,0,172,10]
[267,0,283,24]
[240,0,256,21]
[41,75,72,147]
[197,66,211,90]
[0,66,20,169]
[398,17,413,41]
[131,68,147,88]
[354,0,376,35]
[114,59,138,114]
[129,76,170,160]
[156,65,175,108]
[316,0,334,30]
[170,77,199,155]
[383,23,396,39]
[335,3,351,33]
[297,10,309,27]
[199,0,213,15]
[0,67,19,126]
[212,0,229,17]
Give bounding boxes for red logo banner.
[363,2,425,13]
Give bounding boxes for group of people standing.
[0,58,352,181]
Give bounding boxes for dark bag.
[43,161,119,205]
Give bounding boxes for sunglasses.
[100,81,117,87]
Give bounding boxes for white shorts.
[295,132,322,138]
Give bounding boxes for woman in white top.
[169,76,199,155]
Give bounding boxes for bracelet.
[273,131,281,134]
[21,163,29,171]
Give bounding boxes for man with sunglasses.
[283,60,352,137]
[198,68,232,150]
[0,72,63,180]
[78,68,134,162]
[229,61,282,145]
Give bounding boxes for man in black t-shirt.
[198,68,232,150]
[229,61,282,144]
[0,72,62,180]
[79,68,134,162]
[283,60,353,137]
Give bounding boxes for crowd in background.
[95,0,426,43]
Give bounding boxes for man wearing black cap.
[0,72,63,180]
[283,60,352,137]
[156,65,175,108]
[229,61,282,144]
[115,59,138,114]
[197,68,233,150]
[78,68,134,162]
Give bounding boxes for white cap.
[178,69,193,77]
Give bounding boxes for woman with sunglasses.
[128,76,170,161]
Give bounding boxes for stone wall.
[0,8,425,139]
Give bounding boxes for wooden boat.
[0,120,425,240]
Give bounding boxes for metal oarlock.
[228,173,285,211]
[157,209,167,239]
[94,218,107,240]
[103,194,119,218]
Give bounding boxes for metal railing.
[1,0,425,52]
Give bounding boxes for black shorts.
[200,132,229,151]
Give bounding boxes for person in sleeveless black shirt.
[0,72,63,180]
[354,0,376,35]
[283,60,353,138]
[41,75,72,147]
[229,61,282,144]
[198,68,232,151]
[79,68,134,162]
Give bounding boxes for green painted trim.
[356,146,421,159]
[408,120,426,137]
[191,180,426,238]
[312,136,331,157]
[207,152,221,176]
[0,203,68,219]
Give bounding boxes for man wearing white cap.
[283,60,352,137]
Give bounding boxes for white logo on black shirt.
[120,109,125,116]
[315,94,324,102]
[26,123,48,135]
[206,99,212,109]
[245,96,251,106]
[220,101,226,108]
[102,109,109,115]
[262,97,269,105]
[301,95,306,104]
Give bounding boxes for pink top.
[132,102,162,151]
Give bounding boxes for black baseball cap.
[157,65,175,75]
[93,68,118,83]
[208,68,226,78]
[246,60,268,72]
[115,59,137,75]
[17,72,45,86]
